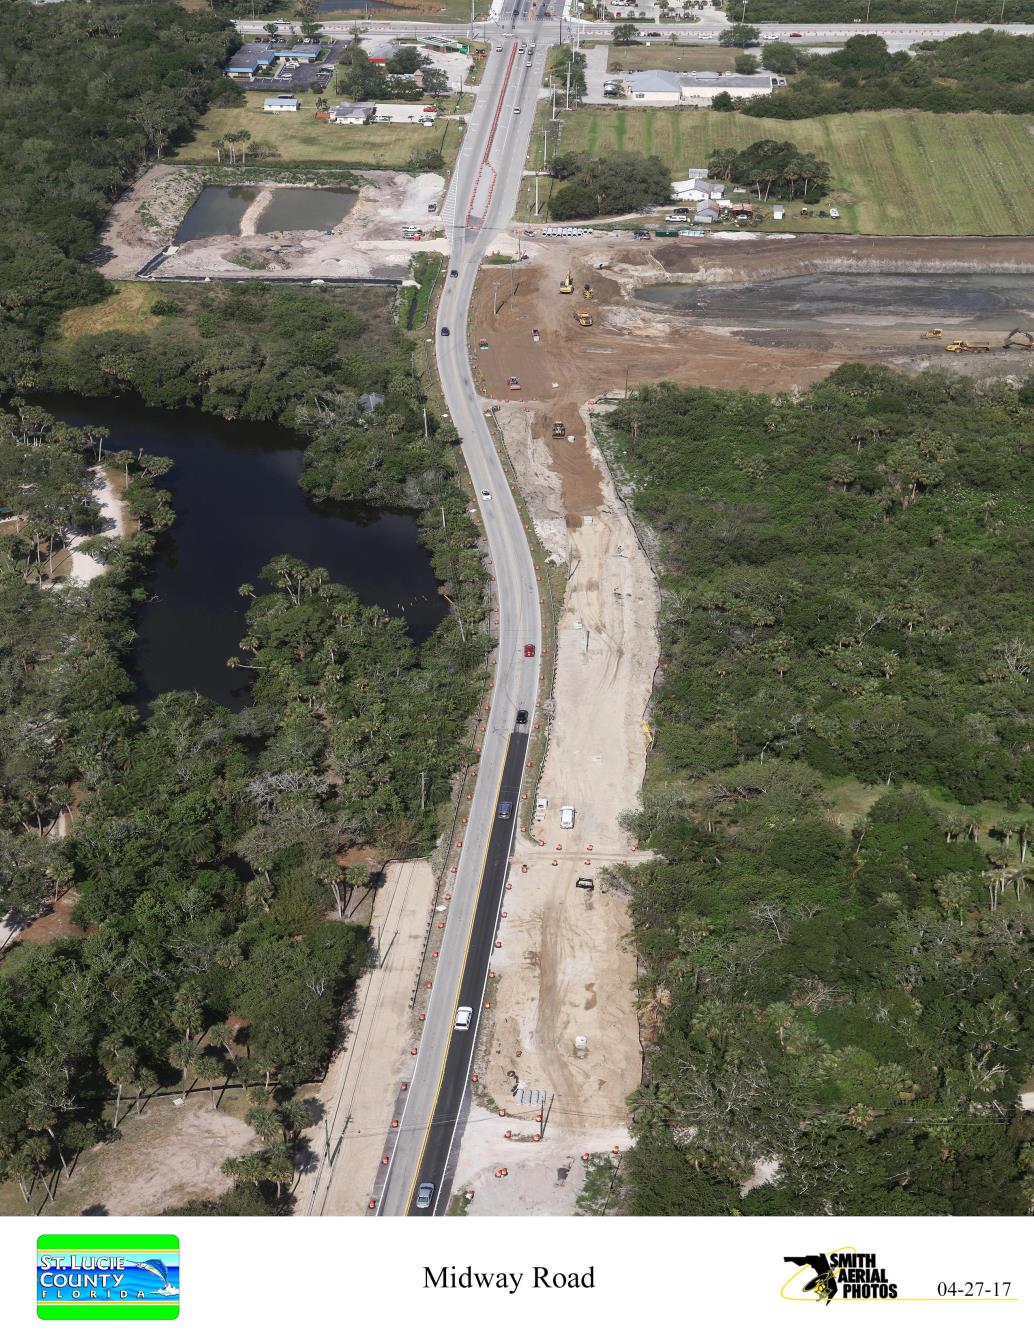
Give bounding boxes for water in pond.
[636,273,1034,330]
[175,186,259,243]
[257,187,357,234]
[38,396,445,709]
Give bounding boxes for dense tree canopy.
[708,140,831,201]
[744,31,1034,118]
[549,151,672,220]
[605,366,1034,1214]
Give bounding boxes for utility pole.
[543,125,548,168]
[423,404,429,438]
[535,172,540,215]
[441,503,447,532]
[565,59,571,111]
[419,770,427,811]
[492,281,499,315]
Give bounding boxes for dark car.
[440,326,450,336]
[497,800,513,821]
[516,708,529,725]
[450,268,458,277]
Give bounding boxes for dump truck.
[508,374,521,388]
[576,312,593,327]
[551,421,566,438]
[532,327,540,341]
[945,340,990,353]
[559,271,574,293]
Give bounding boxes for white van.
[560,805,575,830]
[455,1006,473,1031]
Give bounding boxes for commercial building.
[622,70,786,106]
[226,43,277,79]
[263,95,299,113]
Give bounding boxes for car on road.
[513,106,520,114]
[454,1006,473,1031]
[576,876,594,890]
[560,805,575,830]
[440,326,450,335]
[524,642,536,657]
[497,800,513,820]
[415,1182,435,1209]
[516,708,529,725]
[450,268,458,277]
[427,202,437,213]
[481,488,491,499]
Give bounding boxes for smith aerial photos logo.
[37,1234,179,1321]
[783,1249,898,1304]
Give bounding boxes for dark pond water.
[636,273,1034,328]
[257,187,358,234]
[39,396,445,709]
[175,186,259,243]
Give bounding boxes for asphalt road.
[236,15,1034,46]
[376,4,549,1217]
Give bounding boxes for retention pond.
[39,395,445,709]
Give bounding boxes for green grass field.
[546,107,1034,235]
[606,45,739,73]
[173,90,463,171]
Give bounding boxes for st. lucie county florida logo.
[37,1234,179,1321]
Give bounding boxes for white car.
[560,805,575,830]
[455,1006,473,1031]
[481,489,491,499]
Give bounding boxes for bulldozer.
[920,327,943,339]
[945,340,990,353]
[559,271,574,294]
[576,312,593,327]
[1003,327,1034,350]
[582,284,594,299]
[551,421,566,439]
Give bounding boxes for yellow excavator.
[1003,327,1034,350]
[583,284,593,299]
[551,421,566,438]
[576,312,593,327]
[560,271,574,294]
[920,327,943,339]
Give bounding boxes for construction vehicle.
[920,328,943,339]
[508,374,521,388]
[576,312,593,327]
[551,421,566,438]
[559,271,574,294]
[945,340,990,353]
[1003,327,1034,350]
[478,338,489,350]
[532,327,540,341]
[582,284,593,299]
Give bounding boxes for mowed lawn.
[606,45,739,73]
[173,91,462,171]
[557,107,1034,234]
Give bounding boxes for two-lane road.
[377,10,551,1217]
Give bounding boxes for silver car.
[416,1182,435,1210]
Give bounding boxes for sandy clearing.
[40,1099,260,1217]
[67,466,129,586]
[296,860,437,1216]
[451,1113,631,1216]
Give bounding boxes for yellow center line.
[400,736,515,1213]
